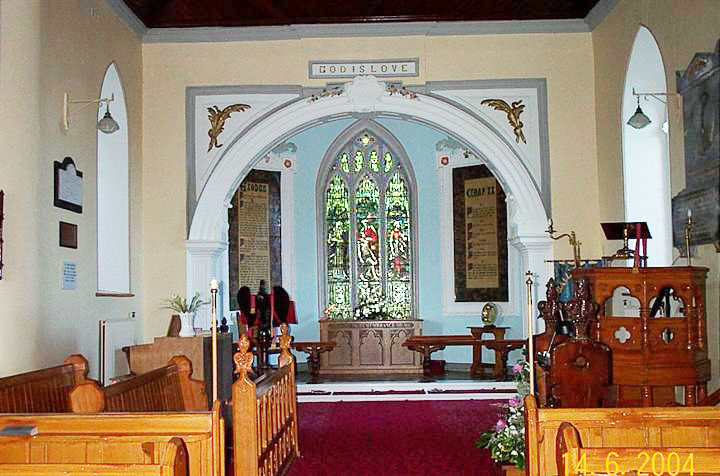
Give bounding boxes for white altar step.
[297,379,517,402]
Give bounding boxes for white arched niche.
[97,63,130,293]
[622,26,672,266]
[187,76,553,334]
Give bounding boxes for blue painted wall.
[285,116,521,364]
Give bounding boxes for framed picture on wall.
[54,157,83,213]
[452,165,509,302]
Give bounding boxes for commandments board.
[228,170,282,309]
[237,182,270,288]
[465,177,499,288]
[453,165,508,302]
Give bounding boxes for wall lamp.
[63,92,119,134]
[626,87,676,129]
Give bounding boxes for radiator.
[98,318,136,386]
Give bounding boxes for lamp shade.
[97,105,119,134]
[627,98,651,129]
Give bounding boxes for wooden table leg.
[494,348,511,380]
[306,350,322,384]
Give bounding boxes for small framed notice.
[54,157,83,213]
[62,261,77,290]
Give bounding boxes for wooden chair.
[0,355,92,413]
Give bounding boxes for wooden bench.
[0,355,92,413]
[525,394,720,476]
[232,324,299,476]
[0,436,188,475]
[292,341,335,383]
[402,335,525,381]
[0,403,224,475]
[69,355,207,413]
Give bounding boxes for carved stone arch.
[187,76,552,333]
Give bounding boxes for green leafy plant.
[476,360,530,469]
[162,293,208,314]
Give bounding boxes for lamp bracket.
[63,93,114,131]
[631,87,678,105]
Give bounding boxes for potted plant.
[476,360,530,475]
[162,293,208,337]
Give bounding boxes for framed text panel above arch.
[452,165,508,302]
[228,169,282,310]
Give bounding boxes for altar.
[319,320,422,375]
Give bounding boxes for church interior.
[0,0,719,474]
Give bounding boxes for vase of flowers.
[476,359,530,470]
[162,293,208,337]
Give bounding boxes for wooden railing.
[69,355,206,413]
[0,402,223,476]
[233,324,299,476]
[0,436,189,476]
[525,395,720,476]
[0,355,91,413]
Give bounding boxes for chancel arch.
[186,76,553,335]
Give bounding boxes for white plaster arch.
[187,76,552,333]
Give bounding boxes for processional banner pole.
[525,270,535,396]
[210,277,219,403]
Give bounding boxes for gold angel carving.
[207,103,251,152]
[480,99,526,144]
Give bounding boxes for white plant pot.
[179,312,196,337]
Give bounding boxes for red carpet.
[289,399,505,476]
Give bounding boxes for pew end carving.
[232,323,299,476]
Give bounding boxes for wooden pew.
[69,355,207,413]
[557,422,720,476]
[0,436,188,476]
[0,355,92,413]
[525,395,720,476]
[0,403,223,476]
[232,324,299,476]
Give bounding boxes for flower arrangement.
[353,291,390,320]
[476,360,530,469]
[162,293,208,314]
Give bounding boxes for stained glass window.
[321,127,416,320]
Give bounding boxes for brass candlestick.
[526,271,535,397]
[210,278,219,403]
[546,218,582,267]
[684,212,694,267]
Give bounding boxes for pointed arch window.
[320,126,416,320]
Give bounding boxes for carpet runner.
[289,399,506,476]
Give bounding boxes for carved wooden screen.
[321,128,415,320]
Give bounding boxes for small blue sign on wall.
[62,261,77,290]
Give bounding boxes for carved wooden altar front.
[319,320,422,375]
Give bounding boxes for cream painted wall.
[0,0,143,376]
[593,0,720,389]
[141,33,599,339]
